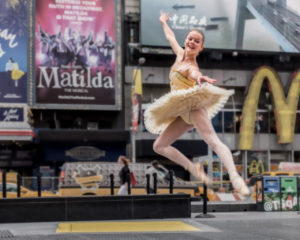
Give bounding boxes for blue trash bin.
[263,177,281,211]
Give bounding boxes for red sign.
[131,94,139,132]
[279,162,300,172]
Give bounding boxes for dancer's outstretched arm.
[159,11,183,55]
[189,68,217,86]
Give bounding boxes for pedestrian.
[145,160,169,193]
[117,155,131,195]
[144,11,249,196]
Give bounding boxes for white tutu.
[144,83,234,134]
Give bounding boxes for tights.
[153,107,238,179]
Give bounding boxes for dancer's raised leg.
[190,108,250,196]
[153,117,211,184]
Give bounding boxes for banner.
[279,162,300,172]
[140,0,300,53]
[34,0,120,109]
[0,105,31,129]
[131,94,139,132]
[0,0,28,103]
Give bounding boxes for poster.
[0,0,28,103]
[140,0,300,53]
[34,0,120,109]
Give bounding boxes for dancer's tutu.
[144,83,234,134]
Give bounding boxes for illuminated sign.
[239,66,300,150]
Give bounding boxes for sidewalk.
[0,212,299,240]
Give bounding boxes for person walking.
[117,155,131,195]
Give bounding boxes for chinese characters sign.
[141,0,300,53]
[169,14,207,30]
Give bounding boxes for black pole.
[146,174,150,194]
[127,173,131,195]
[195,164,215,218]
[256,175,263,211]
[37,173,41,197]
[2,170,6,198]
[17,173,21,198]
[203,178,208,214]
[169,170,174,194]
[110,174,114,195]
[153,173,157,194]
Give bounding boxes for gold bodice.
[169,70,196,91]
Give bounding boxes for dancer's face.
[184,31,204,54]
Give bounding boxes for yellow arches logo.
[239,66,300,150]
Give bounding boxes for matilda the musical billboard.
[33,0,122,110]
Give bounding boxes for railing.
[1,170,253,201]
[0,170,176,198]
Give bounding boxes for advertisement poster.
[0,105,31,130]
[0,107,24,123]
[280,177,298,211]
[35,0,118,109]
[0,0,28,103]
[140,0,300,53]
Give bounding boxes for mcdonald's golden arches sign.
[239,66,300,150]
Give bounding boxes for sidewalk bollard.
[110,174,114,195]
[195,165,215,218]
[153,173,157,194]
[2,170,6,198]
[17,173,21,198]
[202,180,209,214]
[37,173,41,197]
[169,170,174,194]
[146,174,150,194]
[127,173,131,195]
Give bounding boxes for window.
[270,151,291,171]
[247,151,267,178]
[212,112,222,133]
[224,112,234,133]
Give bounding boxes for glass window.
[294,151,300,163]
[270,111,277,134]
[234,112,242,133]
[295,113,300,133]
[211,111,222,133]
[270,151,291,171]
[255,112,269,133]
[247,151,268,178]
[224,112,234,133]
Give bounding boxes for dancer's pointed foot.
[230,172,250,196]
[188,162,212,186]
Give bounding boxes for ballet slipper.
[187,162,212,186]
[230,172,250,196]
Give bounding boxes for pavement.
[0,212,299,240]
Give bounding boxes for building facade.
[123,0,300,180]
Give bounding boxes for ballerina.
[144,11,250,196]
